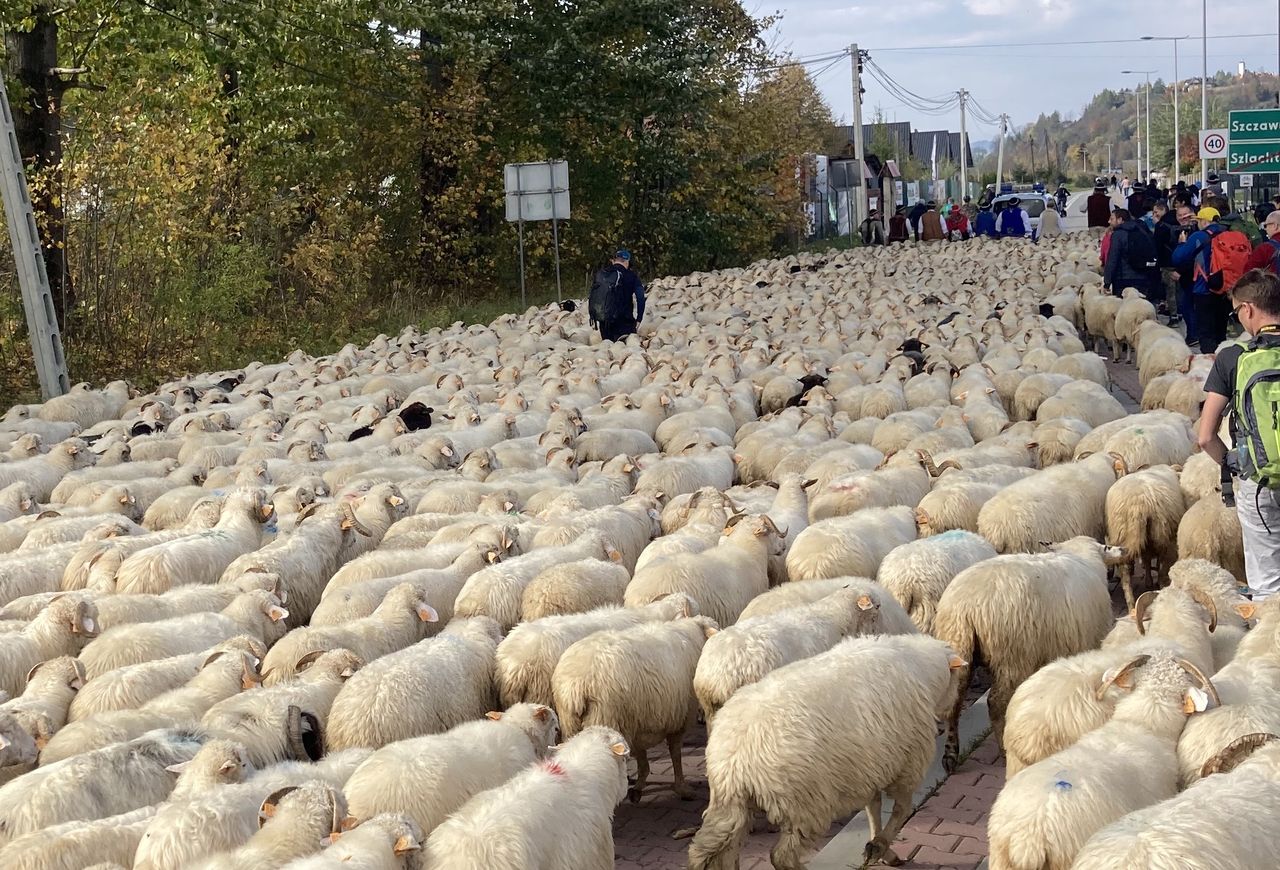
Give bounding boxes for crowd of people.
[1087,173,1279,351]
[860,190,1065,245]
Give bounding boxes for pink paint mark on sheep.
[542,760,568,778]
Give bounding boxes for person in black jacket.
[589,250,646,342]
[1151,200,1181,320]
[907,200,928,241]
[1104,208,1156,298]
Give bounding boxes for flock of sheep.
[0,233,1269,870]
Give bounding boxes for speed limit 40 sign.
[1200,128,1228,159]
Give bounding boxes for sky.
[762,0,1278,142]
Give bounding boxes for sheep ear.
[441,445,454,457]
[393,834,422,856]
[533,705,552,722]
[414,601,439,623]
[1236,602,1258,620]
[606,548,623,563]
[266,603,290,622]
[1184,686,1211,714]
[485,711,503,721]
[856,595,876,611]
[702,624,718,639]
[166,760,192,775]
[387,494,405,507]
[948,654,967,671]
[610,741,629,757]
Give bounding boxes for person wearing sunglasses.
[1198,269,1280,601]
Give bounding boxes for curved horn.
[284,705,324,762]
[1200,733,1280,778]
[1176,658,1221,709]
[258,785,299,829]
[1132,590,1158,636]
[340,502,373,537]
[936,459,963,472]
[1095,654,1151,701]
[915,449,941,477]
[294,650,328,672]
[1187,588,1219,633]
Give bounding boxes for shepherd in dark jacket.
[589,250,646,342]
[1103,208,1154,298]
[907,200,928,241]
[1086,187,1112,233]
[888,207,910,244]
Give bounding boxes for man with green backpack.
[1198,269,1280,600]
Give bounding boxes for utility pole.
[996,113,1008,188]
[0,75,68,399]
[1201,0,1208,184]
[1106,143,1113,177]
[957,88,969,200]
[850,45,867,234]
[1174,38,1181,179]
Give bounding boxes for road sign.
[1201,128,1228,159]
[1229,109,1280,142]
[1241,173,1255,188]
[1227,141,1280,174]
[1229,110,1280,174]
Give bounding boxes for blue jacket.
[974,211,997,237]
[1171,224,1222,296]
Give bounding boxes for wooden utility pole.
[5,7,73,332]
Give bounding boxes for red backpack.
[1195,226,1252,294]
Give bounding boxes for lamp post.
[1122,70,1156,180]
[1142,36,1190,181]
[1202,0,1208,184]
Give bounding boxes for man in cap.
[587,249,646,342]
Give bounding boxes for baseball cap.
[615,249,631,261]
[1196,207,1220,221]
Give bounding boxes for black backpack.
[1125,223,1158,272]
[588,268,629,323]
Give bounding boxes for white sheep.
[553,615,717,800]
[693,586,885,727]
[78,590,286,679]
[187,781,348,870]
[495,592,697,708]
[1072,733,1280,870]
[68,635,266,721]
[114,488,274,594]
[624,515,782,627]
[453,530,621,631]
[875,529,997,633]
[0,805,156,870]
[934,536,1122,772]
[343,702,557,837]
[258,582,438,685]
[325,617,500,751]
[201,648,364,767]
[977,451,1127,553]
[39,648,260,763]
[987,654,1218,870]
[421,726,629,870]
[520,558,630,620]
[687,634,964,869]
[0,728,204,846]
[37,381,132,429]
[0,440,96,501]
[0,596,98,697]
[785,505,917,581]
[310,544,498,627]
[279,812,423,870]
[1104,464,1186,609]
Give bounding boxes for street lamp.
[1143,35,1190,181]
[1123,70,1156,180]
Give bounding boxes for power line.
[752,49,849,72]
[868,33,1280,51]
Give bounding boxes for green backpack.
[1234,332,1280,486]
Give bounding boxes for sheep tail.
[687,796,751,870]
[913,594,938,634]
[553,675,591,738]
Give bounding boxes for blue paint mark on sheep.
[1052,770,1073,791]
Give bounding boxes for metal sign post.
[0,74,69,399]
[504,160,570,307]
